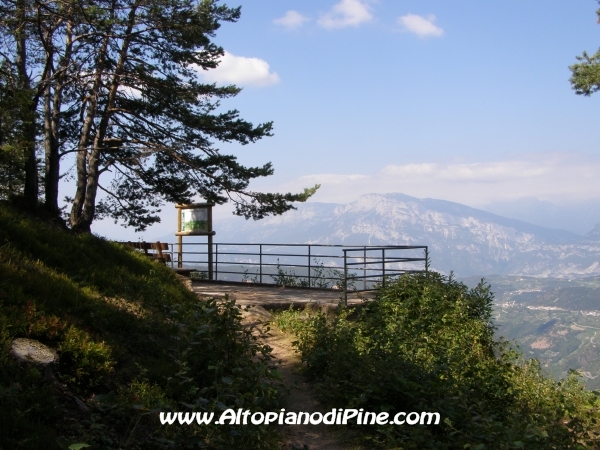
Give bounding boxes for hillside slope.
[0,203,282,449]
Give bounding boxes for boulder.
[10,337,58,365]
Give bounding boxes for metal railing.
[144,242,428,304]
[342,246,429,302]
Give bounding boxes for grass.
[0,202,283,449]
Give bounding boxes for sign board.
[181,208,208,233]
[175,203,215,236]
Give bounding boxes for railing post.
[259,244,263,284]
[215,243,218,281]
[177,236,183,269]
[382,248,385,288]
[363,247,367,291]
[208,235,214,280]
[308,245,311,287]
[343,249,348,306]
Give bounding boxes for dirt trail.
[242,306,363,450]
[191,282,365,449]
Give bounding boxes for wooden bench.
[123,241,172,265]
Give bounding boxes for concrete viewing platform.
[191,281,372,310]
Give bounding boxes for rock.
[10,337,90,413]
[10,338,58,365]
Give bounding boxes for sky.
[94,0,600,239]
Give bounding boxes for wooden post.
[177,208,183,268]
[208,206,213,280]
[178,235,183,269]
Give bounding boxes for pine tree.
[0,0,318,232]
[570,2,600,96]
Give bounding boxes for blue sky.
[95,0,600,239]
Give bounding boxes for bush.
[57,326,114,389]
[276,272,600,448]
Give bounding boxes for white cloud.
[267,154,600,207]
[274,10,310,29]
[318,0,373,30]
[199,51,280,87]
[398,14,444,38]
[381,161,547,183]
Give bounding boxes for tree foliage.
[570,2,600,96]
[0,0,317,232]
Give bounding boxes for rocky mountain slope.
[215,193,600,278]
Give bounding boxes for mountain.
[586,223,600,241]
[482,197,600,235]
[214,193,600,278]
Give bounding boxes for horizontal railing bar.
[345,259,426,265]
[230,252,340,259]
[347,274,404,280]
[189,261,336,268]
[344,246,428,251]
[166,242,427,250]
[175,242,404,248]
[180,250,344,257]
[189,261,344,270]
[344,261,421,267]
[212,270,341,281]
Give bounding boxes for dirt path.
[191,281,365,449]
[242,306,363,450]
[192,282,370,309]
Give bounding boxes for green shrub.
[58,326,114,389]
[160,298,283,449]
[276,272,600,449]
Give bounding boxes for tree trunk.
[69,32,111,232]
[44,18,73,215]
[43,71,60,214]
[71,4,139,232]
[16,0,38,209]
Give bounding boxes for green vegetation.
[0,202,283,449]
[570,1,600,96]
[275,272,600,449]
[270,258,351,290]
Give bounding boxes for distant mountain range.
[482,197,600,235]
[214,193,600,278]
